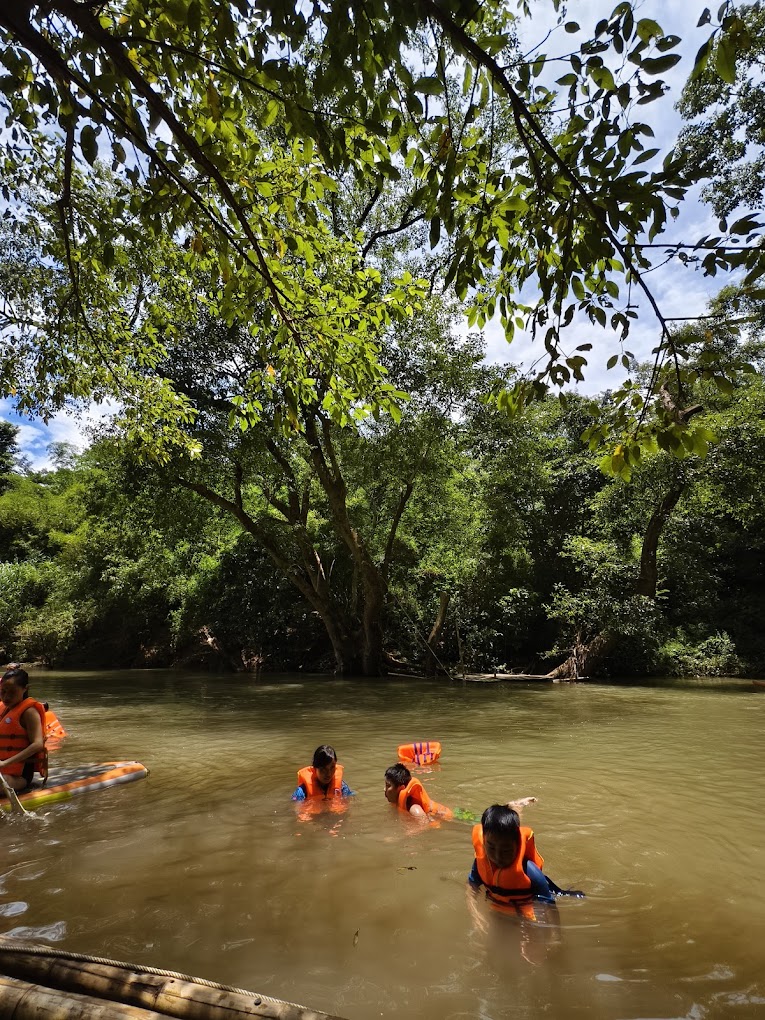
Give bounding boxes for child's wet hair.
[312,744,338,768]
[481,803,521,837]
[384,762,411,787]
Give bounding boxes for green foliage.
[657,632,741,677]
[0,421,18,487]
[2,0,762,466]
[15,605,77,669]
[678,3,765,218]
[0,560,47,658]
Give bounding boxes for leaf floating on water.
[397,865,417,872]
[353,929,359,947]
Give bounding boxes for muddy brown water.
[1,671,763,1020]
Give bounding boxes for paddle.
[0,769,28,816]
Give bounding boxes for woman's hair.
[312,744,338,768]
[1,668,29,690]
[384,763,411,787]
[481,804,521,837]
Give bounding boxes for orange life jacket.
[44,709,67,749]
[296,763,345,799]
[397,741,441,766]
[397,777,453,820]
[471,824,544,917]
[0,697,48,781]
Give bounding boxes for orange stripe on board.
[0,762,148,813]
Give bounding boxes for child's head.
[481,804,522,868]
[312,745,338,785]
[384,762,411,803]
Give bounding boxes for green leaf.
[691,36,714,79]
[636,19,663,43]
[728,215,762,236]
[713,375,734,394]
[639,54,681,75]
[80,124,98,165]
[632,147,659,165]
[715,35,736,83]
[413,76,443,96]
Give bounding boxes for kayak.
[0,941,347,1019]
[0,761,148,813]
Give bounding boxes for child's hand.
[465,886,489,934]
[507,796,537,810]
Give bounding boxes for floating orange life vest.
[397,777,453,820]
[0,697,48,781]
[296,763,345,799]
[397,741,441,766]
[471,824,544,918]
[44,710,67,749]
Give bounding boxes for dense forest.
[2,1,765,677]
[3,308,765,678]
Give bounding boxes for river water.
[0,671,763,1019]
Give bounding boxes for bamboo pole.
[0,945,346,1020]
[0,973,168,1019]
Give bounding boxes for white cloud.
[0,400,116,470]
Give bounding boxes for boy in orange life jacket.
[384,762,460,821]
[467,803,555,910]
[292,745,354,801]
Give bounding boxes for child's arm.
[466,862,489,933]
[467,859,483,889]
[291,784,307,801]
[408,801,428,821]
[507,796,537,815]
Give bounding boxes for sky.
[480,0,725,386]
[0,0,728,468]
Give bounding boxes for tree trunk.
[635,478,686,598]
[546,631,617,680]
[548,472,686,680]
[424,592,450,677]
[360,561,386,675]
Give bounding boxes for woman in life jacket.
[0,667,47,792]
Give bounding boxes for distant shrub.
[15,606,77,667]
[658,632,741,677]
[0,561,47,659]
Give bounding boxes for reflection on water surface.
[1,671,763,1020]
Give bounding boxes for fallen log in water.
[0,942,347,1020]
[0,973,167,1019]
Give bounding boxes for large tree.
[140,298,485,675]
[3,0,763,466]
